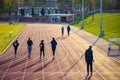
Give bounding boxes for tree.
[0,0,4,15]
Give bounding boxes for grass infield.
[0,23,25,53]
[74,13,120,40]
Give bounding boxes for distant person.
[85,46,94,75]
[51,37,57,60]
[67,25,71,36]
[61,26,64,36]
[13,40,19,57]
[27,37,33,58]
[39,40,45,59]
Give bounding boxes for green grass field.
[74,13,120,40]
[0,23,25,53]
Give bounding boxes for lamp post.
[72,0,74,23]
[99,0,104,36]
[17,0,20,22]
[81,0,84,29]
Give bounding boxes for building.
[18,0,89,23]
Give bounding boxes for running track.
[0,23,120,80]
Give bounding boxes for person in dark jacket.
[85,46,94,75]
[13,40,19,57]
[61,26,64,36]
[67,25,71,36]
[39,40,44,59]
[51,37,57,60]
[27,37,33,58]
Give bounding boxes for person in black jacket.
[67,25,71,36]
[51,37,57,60]
[39,40,44,59]
[13,40,19,57]
[61,26,64,36]
[27,37,33,58]
[85,46,94,75]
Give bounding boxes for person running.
[67,25,71,36]
[85,46,94,75]
[51,37,57,60]
[13,40,19,57]
[27,37,33,58]
[39,40,45,59]
[61,26,64,36]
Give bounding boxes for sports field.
[0,24,25,53]
[0,23,120,80]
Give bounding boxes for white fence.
[108,38,120,55]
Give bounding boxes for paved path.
[0,23,120,80]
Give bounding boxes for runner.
[13,40,19,57]
[50,37,57,60]
[27,37,33,58]
[85,46,94,75]
[67,25,71,36]
[39,40,45,59]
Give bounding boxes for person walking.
[67,25,71,36]
[51,37,57,60]
[13,40,19,57]
[61,26,64,36]
[27,37,33,58]
[85,46,94,75]
[39,40,45,59]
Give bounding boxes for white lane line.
[54,25,107,80]
[42,59,45,80]
[56,56,66,80]
[12,24,65,80]
[34,56,82,80]
[1,57,14,80]
[0,24,67,80]
[109,57,120,63]
[11,24,42,80]
[47,30,66,80]
[40,24,45,80]
[22,24,36,80]
[22,58,29,80]
[106,63,120,76]
[93,55,108,80]
[94,67,107,80]
[67,30,108,80]
[1,25,31,80]
[52,29,84,79]
[69,24,120,79]
[33,24,84,80]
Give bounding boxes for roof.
[49,14,74,16]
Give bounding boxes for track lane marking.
[1,25,31,80]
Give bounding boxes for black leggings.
[86,61,93,73]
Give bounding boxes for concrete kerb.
[0,23,26,54]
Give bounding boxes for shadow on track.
[33,59,54,72]
[84,74,92,80]
[92,37,100,47]
[59,54,84,79]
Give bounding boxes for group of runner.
[13,25,71,60]
[12,25,94,75]
[61,25,71,36]
[13,37,57,60]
